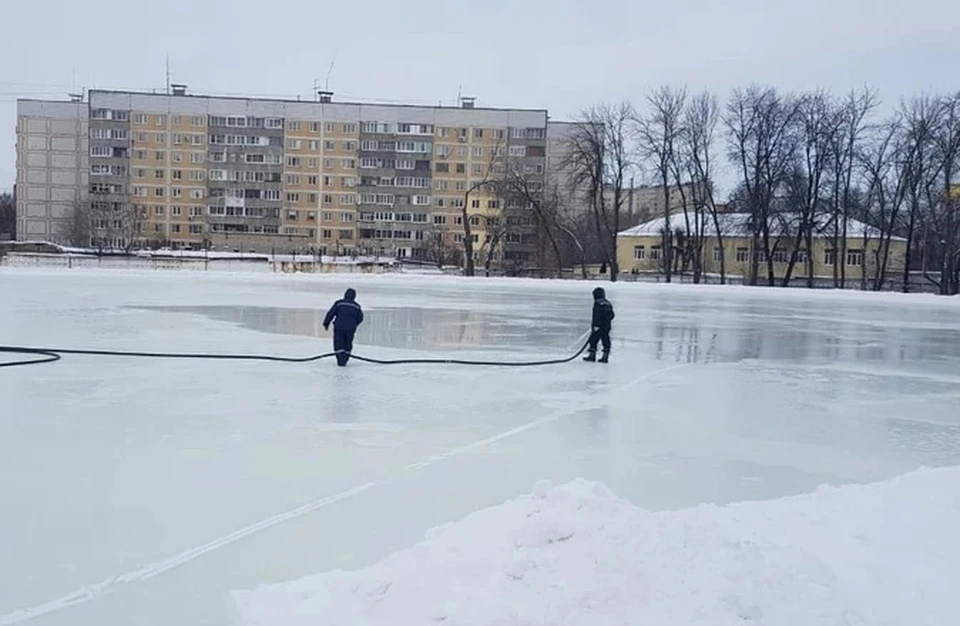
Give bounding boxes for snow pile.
[232,468,960,626]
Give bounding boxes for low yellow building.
[617,213,907,284]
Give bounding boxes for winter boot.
[598,352,609,363]
[583,351,596,363]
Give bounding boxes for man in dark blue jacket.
[584,287,615,363]
[323,288,364,366]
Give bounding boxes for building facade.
[617,213,908,282]
[15,99,89,242]
[16,89,553,266]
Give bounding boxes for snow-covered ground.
[1,269,959,626]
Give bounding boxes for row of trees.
[0,192,14,240]
[479,87,959,293]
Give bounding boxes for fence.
[0,253,397,274]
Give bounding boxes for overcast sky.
[2,0,959,192]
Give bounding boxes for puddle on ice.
[133,305,574,351]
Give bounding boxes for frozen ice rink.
[1,269,959,625]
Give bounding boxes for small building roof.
[617,212,905,242]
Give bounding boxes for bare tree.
[636,87,687,282]
[927,93,960,294]
[566,102,635,282]
[459,136,512,276]
[859,115,915,290]
[683,92,725,283]
[500,159,566,276]
[724,86,802,286]
[424,226,453,269]
[900,95,944,293]
[0,192,14,240]
[827,88,879,288]
[782,91,841,287]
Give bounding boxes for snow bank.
[232,468,960,626]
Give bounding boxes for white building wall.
[16,100,88,243]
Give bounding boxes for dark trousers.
[588,327,611,354]
[333,327,356,366]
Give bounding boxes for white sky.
[2,0,958,193]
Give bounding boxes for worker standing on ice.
[584,287,615,363]
[323,288,364,366]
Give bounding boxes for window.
[155,169,165,179]
[824,249,836,266]
[134,113,148,125]
[155,151,166,161]
[171,187,182,199]
[361,157,379,169]
[412,195,430,206]
[190,224,203,234]
[322,229,333,239]
[343,140,356,151]
[509,145,526,157]
[323,122,334,133]
[343,124,357,134]
[308,140,319,151]
[155,115,166,126]
[287,121,301,131]
[452,198,465,208]
[340,230,354,239]
[191,116,204,127]
[473,146,484,157]
[191,189,204,200]
[286,193,300,202]
[471,199,481,209]
[288,139,302,150]
[772,248,789,264]
[265,118,283,129]
[286,174,301,185]
[190,207,203,217]
[308,193,318,204]
[396,159,415,170]
[846,248,863,266]
[436,180,448,191]
[154,187,165,197]
[342,176,356,187]
[650,246,662,261]
[90,164,110,175]
[487,200,499,209]
[473,128,484,139]
[736,247,750,263]
[472,164,483,175]
[341,213,354,222]
[342,158,356,169]
[154,205,165,216]
[171,205,183,217]
[634,246,646,260]
[341,194,357,205]
[456,163,466,174]
[324,158,334,169]
[308,175,319,186]
[264,189,281,201]
[323,194,334,204]
[713,247,722,263]
[287,157,301,167]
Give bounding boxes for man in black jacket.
[323,288,364,366]
[584,287,615,363]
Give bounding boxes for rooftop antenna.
[324,54,337,92]
[165,55,171,95]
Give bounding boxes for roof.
[617,212,906,242]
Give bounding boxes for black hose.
[0,339,591,370]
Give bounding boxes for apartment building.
[16,88,554,267]
[14,99,89,241]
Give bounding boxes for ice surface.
[1,269,959,625]
[232,468,960,626]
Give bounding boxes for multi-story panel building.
[15,99,89,243]
[16,89,552,267]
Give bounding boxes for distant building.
[16,88,565,270]
[604,182,706,229]
[617,212,907,282]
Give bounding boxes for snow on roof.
[618,212,905,242]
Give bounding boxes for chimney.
[459,96,476,109]
[317,90,333,103]
[171,84,187,96]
